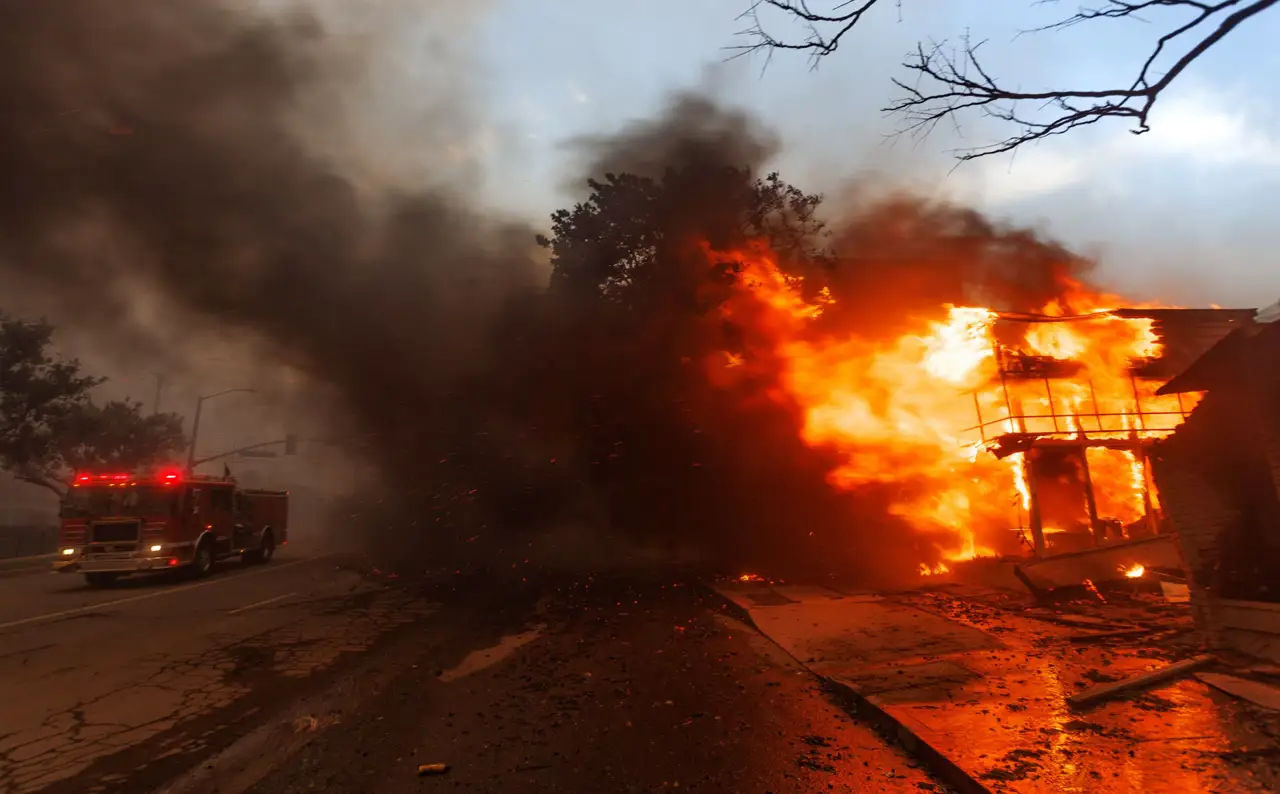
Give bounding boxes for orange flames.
[709,241,1189,566]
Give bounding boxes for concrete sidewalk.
[713,580,1280,793]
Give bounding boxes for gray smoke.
[567,91,781,183]
[0,0,542,490]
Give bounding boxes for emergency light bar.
[71,468,187,486]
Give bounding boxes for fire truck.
[53,467,289,587]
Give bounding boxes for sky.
[456,0,1280,308]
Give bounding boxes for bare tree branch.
[732,1,893,67]
[736,0,1279,160]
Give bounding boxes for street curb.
[696,581,992,794]
[698,580,760,630]
[819,679,992,794]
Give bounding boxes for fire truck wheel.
[84,572,118,588]
[242,532,274,564]
[192,541,214,579]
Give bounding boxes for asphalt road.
[0,556,942,794]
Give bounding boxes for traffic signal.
[284,434,298,455]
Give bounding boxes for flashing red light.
[168,558,179,567]
[76,475,90,483]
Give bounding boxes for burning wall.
[1149,316,1280,661]
[1152,319,1280,603]
[711,241,1253,568]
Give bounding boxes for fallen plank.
[1195,673,1280,711]
[1067,655,1215,709]
[1013,564,1049,602]
[1024,610,1129,631]
[1069,628,1154,644]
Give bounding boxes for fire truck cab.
[54,468,289,587]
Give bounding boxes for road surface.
[0,555,940,794]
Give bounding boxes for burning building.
[713,241,1255,571]
[1149,302,1280,661]
[970,308,1254,559]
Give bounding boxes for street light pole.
[186,388,257,470]
[151,373,165,416]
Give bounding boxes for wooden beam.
[1076,445,1103,546]
[1025,451,1046,556]
[1067,655,1214,709]
[1013,564,1049,602]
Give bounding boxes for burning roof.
[1158,308,1280,396]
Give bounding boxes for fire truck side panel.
[205,484,238,555]
[241,490,288,547]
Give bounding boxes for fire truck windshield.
[60,486,180,518]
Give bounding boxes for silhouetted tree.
[0,314,187,495]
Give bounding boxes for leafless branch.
[737,0,1279,160]
[730,0,893,68]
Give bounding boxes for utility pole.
[186,388,257,470]
[151,373,165,416]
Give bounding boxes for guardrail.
[0,525,58,560]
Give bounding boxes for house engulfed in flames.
[956,307,1255,560]
[714,242,1257,570]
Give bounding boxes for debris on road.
[1067,654,1215,708]
[291,715,319,733]
[1068,627,1154,644]
[416,762,450,777]
[1196,672,1280,711]
[718,576,1280,791]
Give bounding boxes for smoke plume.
[0,1,1110,580]
[0,0,539,479]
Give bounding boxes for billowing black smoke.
[0,2,1102,581]
[0,1,538,491]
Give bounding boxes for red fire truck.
[53,467,289,587]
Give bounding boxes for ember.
[737,573,764,583]
[709,241,1199,568]
[1122,563,1145,579]
[918,562,950,576]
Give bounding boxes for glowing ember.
[707,241,1192,569]
[1122,563,1146,579]
[918,562,950,576]
[737,573,764,583]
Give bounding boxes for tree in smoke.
[541,169,828,302]
[0,314,187,496]
[528,163,907,573]
[56,400,187,480]
[738,0,1277,159]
